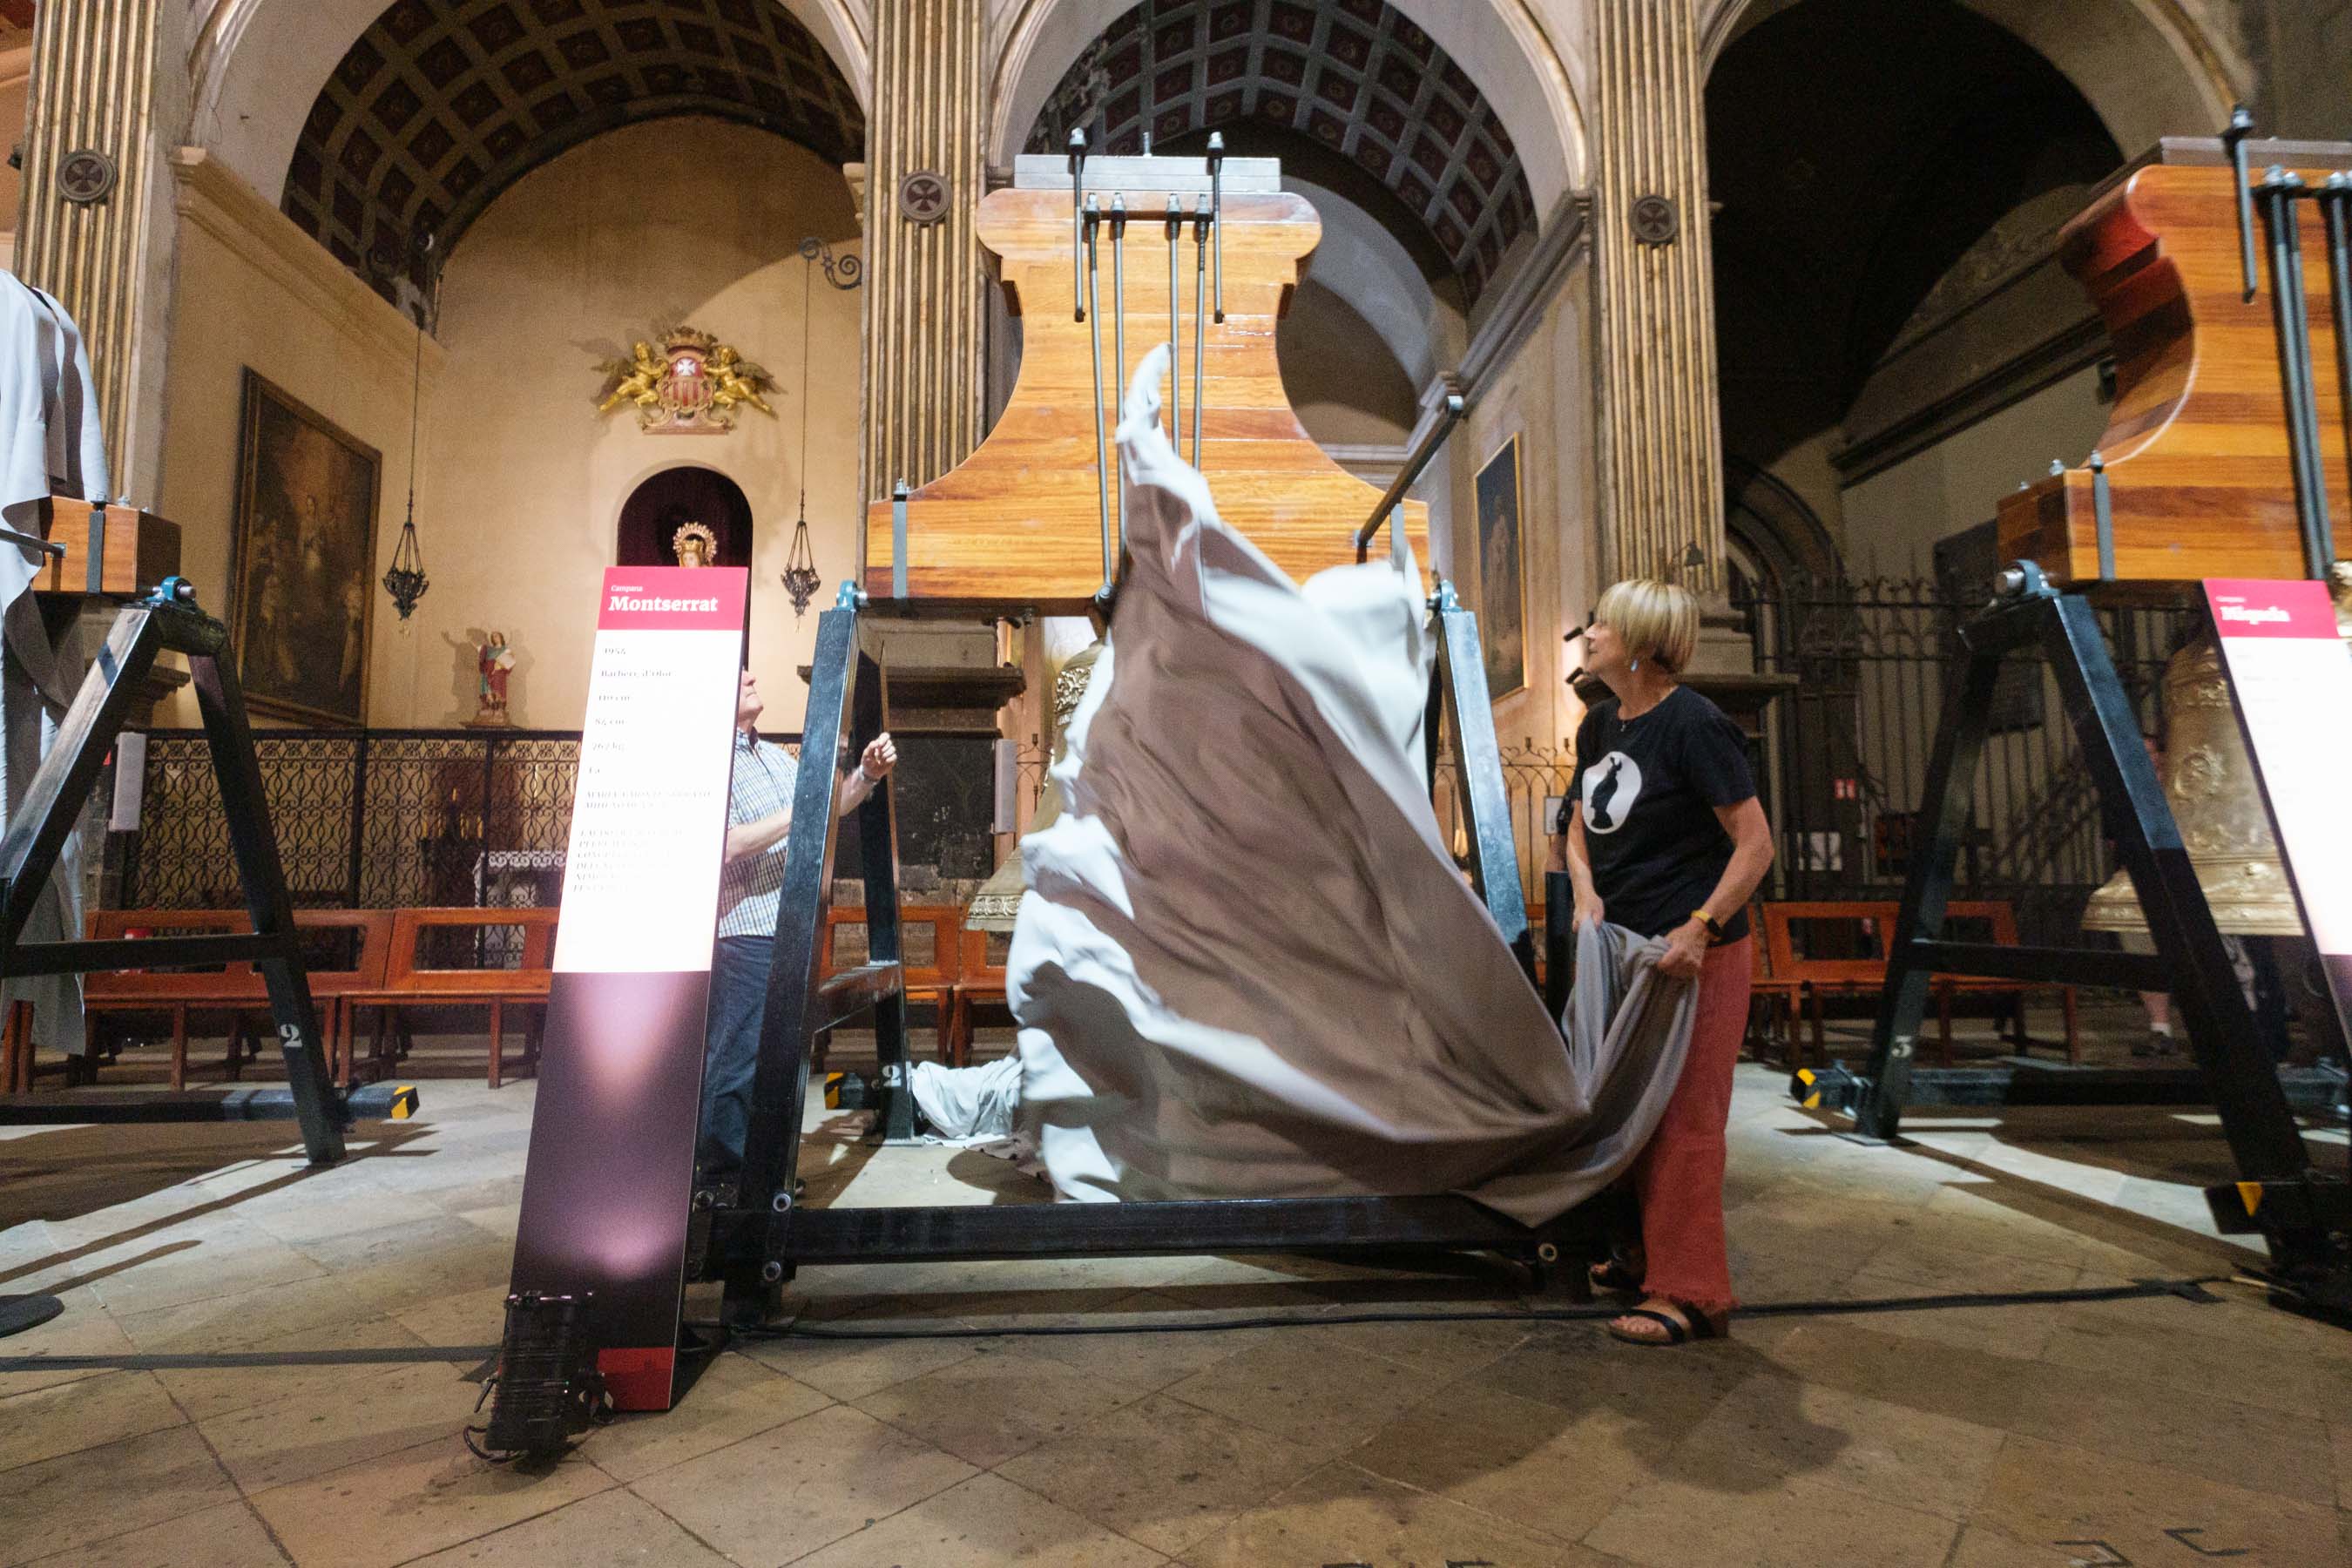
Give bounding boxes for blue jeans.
[698,934,774,1175]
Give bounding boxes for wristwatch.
[1690,909,1724,942]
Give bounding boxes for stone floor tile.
[996,1392,1325,1558]
[1665,1368,2005,1521]
[581,1350,829,1483]
[0,1285,135,1396]
[629,1402,973,1565]
[970,1289,1280,1390]
[1768,1270,2073,1361]
[197,1358,478,1492]
[1159,1332,1452,1461]
[1475,1322,1755,1442]
[152,1314,433,1424]
[788,1471,1169,1568]
[734,1317,990,1402]
[83,1222,330,1317]
[1180,1459,1621,1568]
[1747,1319,2033,1432]
[1966,1432,2347,1566]
[1348,1378,1657,1545]
[0,1424,243,1568]
[1998,1355,2336,1503]
[247,1434,613,1568]
[850,1342,1158,1468]
[405,1487,732,1567]
[0,1369,186,1472]
[1302,1309,1537,1379]
[1582,1451,1959,1568]
[23,1498,288,1568]
[2038,1297,2352,1419]
[114,1273,378,1356]
[389,1282,512,1349]
[1852,1233,2085,1297]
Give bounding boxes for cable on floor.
[710,1275,2230,1342]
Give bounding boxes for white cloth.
[0,274,112,1057]
[1001,344,1693,1225]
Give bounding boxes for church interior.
[4,0,2352,1564]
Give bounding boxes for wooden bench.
[947,927,1011,1067]
[819,903,961,1062]
[1762,899,2078,1067]
[1746,904,1804,1064]
[76,909,393,1090]
[344,908,558,1088]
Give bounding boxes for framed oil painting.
[1475,433,1527,700]
[229,371,382,726]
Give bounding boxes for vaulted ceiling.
[285,0,864,302]
[1024,0,1536,304]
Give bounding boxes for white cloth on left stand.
[0,273,112,1058]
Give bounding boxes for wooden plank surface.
[865,186,1429,612]
[1997,161,2349,586]
[27,498,181,598]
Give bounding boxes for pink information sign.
[2204,578,2352,1037]
[508,566,747,1410]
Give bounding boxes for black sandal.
[1605,1299,1727,1348]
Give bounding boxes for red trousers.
[1629,933,1751,1314]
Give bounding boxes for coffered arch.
[277,0,865,299]
[1015,0,1539,304]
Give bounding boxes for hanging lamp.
[383,239,436,619]
[781,240,825,617]
[382,310,430,618]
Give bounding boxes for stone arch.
[1698,0,2240,153]
[186,0,872,225]
[989,0,1583,220]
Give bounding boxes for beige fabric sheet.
[1004,345,1693,1224]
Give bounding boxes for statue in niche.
[468,631,517,728]
[672,520,720,568]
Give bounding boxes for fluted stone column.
[17,0,188,495]
[1590,0,1726,596]
[861,0,987,514]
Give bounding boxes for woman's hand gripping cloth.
[1004,343,1697,1223]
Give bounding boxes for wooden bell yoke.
[862,149,1429,614]
[2000,135,2352,587]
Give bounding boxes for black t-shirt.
[1569,686,1757,943]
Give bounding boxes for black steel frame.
[700,583,1588,1326]
[0,580,360,1159]
[1812,566,2349,1312]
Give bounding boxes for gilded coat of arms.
[595,327,774,434]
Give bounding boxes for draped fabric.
[1003,345,1694,1224]
[0,275,112,1058]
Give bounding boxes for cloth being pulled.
[963,342,1696,1224]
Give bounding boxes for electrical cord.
[705,1275,2232,1342]
[0,1276,2255,1374]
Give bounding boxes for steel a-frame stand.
[701,582,1592,1328]
[0,579,383,1158]
[1800,564,2349,1316]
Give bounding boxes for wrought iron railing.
[1734,573,2189,944]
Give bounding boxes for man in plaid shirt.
[700,669,897,1183]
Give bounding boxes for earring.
[1630,657,1639,673]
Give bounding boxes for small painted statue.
[470,631,517,727]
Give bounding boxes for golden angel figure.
[595,341,664,415]
[708,346,774,416]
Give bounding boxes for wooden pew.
[73,909,393,1090]
[346,908,558,1088]
[1762,900,2078,1067]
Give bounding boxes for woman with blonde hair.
[1547,578,1774,1345]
